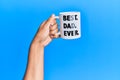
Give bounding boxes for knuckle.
[50,24,58,30]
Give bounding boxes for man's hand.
[24,14,58,80]
[32,14,59,48]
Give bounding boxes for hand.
[32,14,59,48]
[24,14,59,80]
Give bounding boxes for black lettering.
[75,15,78,20]
[64,31,67,36]
[64,31,74,36]
[67,31,71,36]
[67,15,70,21]
[63,23,72,29]
[63,15,78,21]
[71,31,73,36]
[68,23,71,28]
[63,23,67,28]
[63,15,67,21]
[75,30,79,35]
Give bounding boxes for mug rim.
[60,11,80,15]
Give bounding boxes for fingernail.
[50,23,54,26]
[52,14,55,17]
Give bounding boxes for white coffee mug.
[55,12,81,39]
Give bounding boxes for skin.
[24,14,59,80]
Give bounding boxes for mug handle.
[55,16,61,37]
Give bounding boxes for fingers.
[36,21,47,37]
[44,14,56,28]
[47,14,56,23]
[49,23,59,38]
[37,14,59,40]
[50,29,58,34]
[37,14,56,37]
[41,21,46,26]
[53,33,60,38]
[50,23,57,31]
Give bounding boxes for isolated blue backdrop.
[0,0,120,80]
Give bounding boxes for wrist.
[30,41,44,49]
[29,42,44,59]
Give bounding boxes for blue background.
[0,0,120,80]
